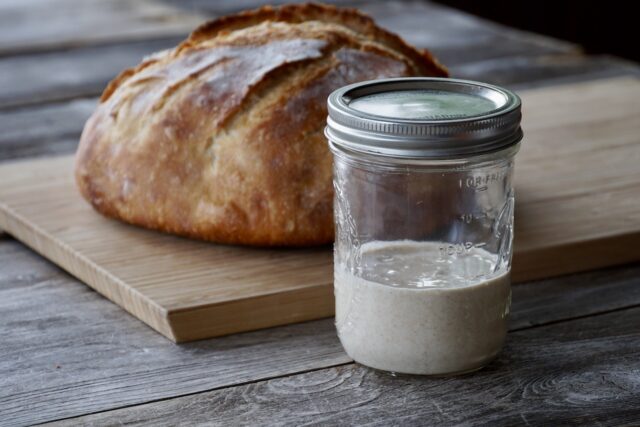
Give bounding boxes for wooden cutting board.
[1,77,639,342]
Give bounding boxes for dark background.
[435,0,638,62]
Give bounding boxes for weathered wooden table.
[1,1,639,425]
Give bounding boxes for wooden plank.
[453,53,640,88]
[0,98,95,162]
[0,39,180,109]
[510,264,640,330]
[2,234,639,426]
[44,305,640,426]
[0,0,586,110]
[358,0,578,65]
[0,77,639,344]
[0,0,203,56]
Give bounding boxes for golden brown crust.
[184,3,447,77]
[76,3,448,246]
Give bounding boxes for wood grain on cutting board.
[0,77,638,342]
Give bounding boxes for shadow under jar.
[326,78,523,376]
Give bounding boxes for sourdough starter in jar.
[335,241,510,375]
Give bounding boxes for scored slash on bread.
[75,3,447,246]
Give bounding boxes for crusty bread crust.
[75,3,448,246]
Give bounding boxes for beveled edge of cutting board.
[0,199,176,339]
[0,198,336,342]
[168,284,334,342]
[512,231,640,283]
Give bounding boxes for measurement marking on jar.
[439,242,487,256]
[459,171,507,191]
[460,213,487,223]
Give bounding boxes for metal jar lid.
[325,77,523,159]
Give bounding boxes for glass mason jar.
[325,78,523,376]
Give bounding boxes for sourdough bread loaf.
[75,3,447,246]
